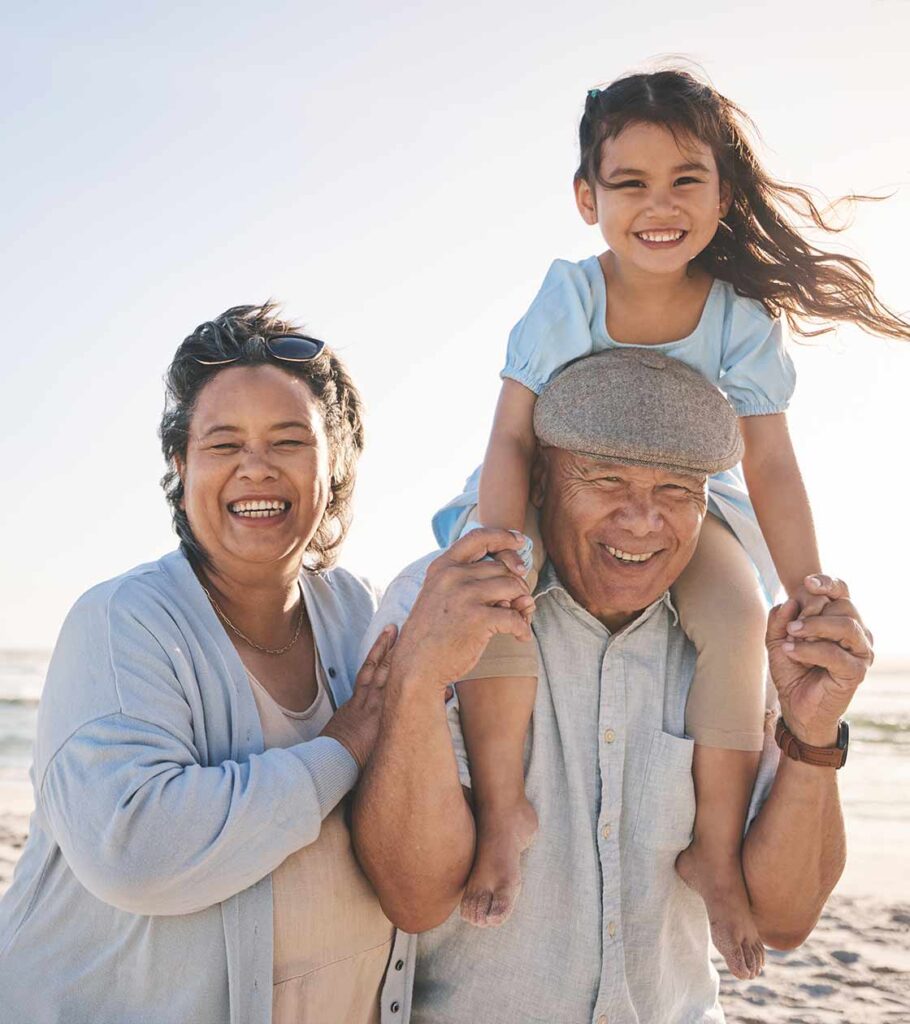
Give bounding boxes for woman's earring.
[718,217,734,235]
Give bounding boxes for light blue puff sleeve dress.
[431,256,796,602]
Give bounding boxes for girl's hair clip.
[587,88,601,99]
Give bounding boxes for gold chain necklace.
[201,582,305,656]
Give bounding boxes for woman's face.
[575,121,731,278]
[179,364,332,577]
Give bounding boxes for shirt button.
[603,728,615,743]
[328,666,337,678]
[391,1001,401,1013]
[608,921,617,938]
[394,959,404,971]
[601,824,612,840]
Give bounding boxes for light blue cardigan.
[0,549,414,1024]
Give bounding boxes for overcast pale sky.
[2,0,908,658]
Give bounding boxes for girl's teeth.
[638,230,684,242]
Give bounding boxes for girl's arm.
[478,379,539,531]
[740,413,821,598]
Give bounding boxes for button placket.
[597,644,626,1018]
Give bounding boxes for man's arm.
[352,529,533,934]
[743,576,872,948]
[354,665,475,932]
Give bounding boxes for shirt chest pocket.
[630,729,696,851]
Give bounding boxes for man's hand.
[391,528,535,693]
[767,574,873,747]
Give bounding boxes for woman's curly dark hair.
[578,69,909,340]
[159,302,365,572]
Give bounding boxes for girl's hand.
[790,574,834,623]
[321,625,397,770]
[491,544,535,624]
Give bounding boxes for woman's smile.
[227,496,293,524]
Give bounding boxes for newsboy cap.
[533,348,743,476]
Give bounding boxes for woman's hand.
[321,625,397,770]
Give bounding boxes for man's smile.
[600,542,663,565]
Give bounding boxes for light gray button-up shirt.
[364,555,778,1024]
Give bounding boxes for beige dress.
[248,665,394,1024]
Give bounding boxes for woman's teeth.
[637,230,685,242]
[605,544,656,563]
[229,500,289,518]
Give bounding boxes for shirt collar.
[535,559,679,636]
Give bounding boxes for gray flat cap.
[533,348,743,476]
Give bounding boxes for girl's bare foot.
[676,841,766,980]
[460,796,538,927]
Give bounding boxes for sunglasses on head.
[192,333,326,366]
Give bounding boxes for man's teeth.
[605,544,656,563]
[637,230,684,242]
[229,500,289,518]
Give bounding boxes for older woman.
[0,303,412,1023]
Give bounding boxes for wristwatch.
[775,716,849,769]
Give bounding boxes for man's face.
[533,449,707,631]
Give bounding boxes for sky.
[2,0,909,659]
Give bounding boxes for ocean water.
[0,651,42,781]
[1,649,908,895]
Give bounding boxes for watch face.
[838,720,849,768]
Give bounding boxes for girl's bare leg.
[676,747,765,979]
[672,513,769,979]
[457,674,538,927]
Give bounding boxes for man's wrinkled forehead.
[550,447,708,490]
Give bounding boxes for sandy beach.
[713,900,910,1023]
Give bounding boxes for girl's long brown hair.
[577,70,909,340]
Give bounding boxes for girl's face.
[575,121,731,278]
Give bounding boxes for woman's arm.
[41,713,352,916]
[740,413,821,597]
[36,593,390,918]
[477,380,539,530]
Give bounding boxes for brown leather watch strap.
[775,717,849,769]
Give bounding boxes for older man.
[355,350,870,1024]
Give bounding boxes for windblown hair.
[577,69,909,340]
[160,302,365,572]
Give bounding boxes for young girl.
[432,68,909,979]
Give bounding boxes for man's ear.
[574,176,599,226]
[530,447,548,509]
